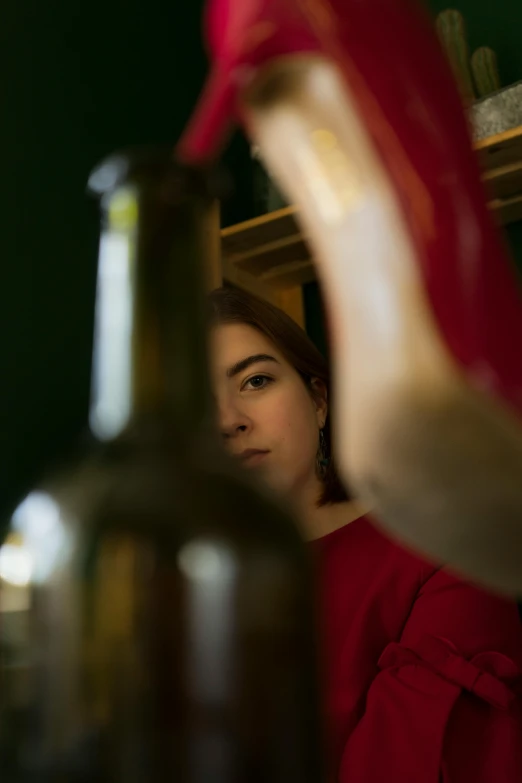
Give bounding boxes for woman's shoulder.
[312,511,437,596]
[316,513,522,634]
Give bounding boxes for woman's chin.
[249,462,289,496]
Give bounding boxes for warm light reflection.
[311,125,363,202]
[8,491,69,584]
[285,124,364,225]
[0,537,33,587]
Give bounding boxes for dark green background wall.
[2,1,522,524]
[1,2,207,519]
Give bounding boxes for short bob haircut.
[208,285,348,506]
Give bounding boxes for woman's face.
[210,323,327,500]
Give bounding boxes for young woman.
[208,285,522,783]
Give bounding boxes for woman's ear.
[310,377,328,428]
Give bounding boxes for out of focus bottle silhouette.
[0,148,322,782]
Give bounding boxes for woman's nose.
[218,399,250,439]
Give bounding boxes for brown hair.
[208,285,348,506]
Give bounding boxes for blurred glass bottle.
[0,149,322,783]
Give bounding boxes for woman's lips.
[239,449,270,466]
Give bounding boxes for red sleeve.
[339,569,522,783]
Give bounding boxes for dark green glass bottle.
[0,149,322,783]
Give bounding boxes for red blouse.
[311,515,522,782]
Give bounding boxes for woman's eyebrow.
[226,353,279,378]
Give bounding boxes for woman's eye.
[243,375,272,391]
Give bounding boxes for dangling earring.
[317,428,330,477]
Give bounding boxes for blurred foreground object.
[0,148,322,781]
[178,0,522,594]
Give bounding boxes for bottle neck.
[89,174,215,443]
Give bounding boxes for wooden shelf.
[221,126,522,299]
